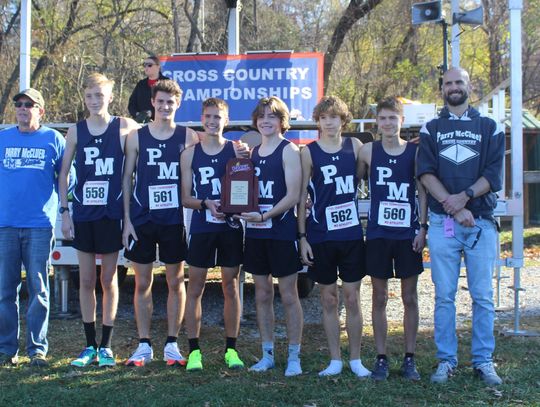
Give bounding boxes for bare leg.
[185,266,208,339]
[277,273,303,345]
[77,251,97,323]
[132,262,154,339]
[371,277,389,355]
[253,274,275,341]
[221,266,241,338]
[401,275,419,354]
[318,283,341,360]
[342,281,362,360]
[165,262,185,337]
[99,252,119,326]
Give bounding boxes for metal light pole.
[20,0,31,90]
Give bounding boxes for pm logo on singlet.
[255,166,274,199]
[198,167,221,195]
[320,165,354,195]
[376,167,409,201]
[146,148,178,180]
[84,147,114,176]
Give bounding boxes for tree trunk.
[324,0,383,91]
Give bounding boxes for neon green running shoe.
[224,348,244,369]
[186,349,203,371]
[71,346,97,367]
[98,347,116,367]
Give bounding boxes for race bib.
[148,184,179,210]
[325,201,359,231]
[377,201,411,228]
[205,200,226,224]
[246,204,273,229]
[83,181,109,205]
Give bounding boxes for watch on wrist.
[465,188,474,199]
[297,232,307,240]
[59,206,69,214]
[200,198,207,210]
[420,223,429,231]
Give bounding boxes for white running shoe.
[125,343,153,367]
[163,342,186,366]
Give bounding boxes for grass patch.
[2,317,540,406]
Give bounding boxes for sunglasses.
[143,62,155,68]
[453,225,483,249]
[14,101,37,108]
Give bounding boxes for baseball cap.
[13,88,45,108]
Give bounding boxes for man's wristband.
[59,206,69,214]
[420,223,429,231]
[260,212,264,222]
[297,232,307,240]
[200,198,207,210]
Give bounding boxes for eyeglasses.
[453,225,482,249]
[14,101,37,108]
[143,63,155,68]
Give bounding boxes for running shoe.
[186,349,203,371]
[400,356,421,381]
[98,347,116,367]
[224,348,244,369]
[0,352,18,367]
[30,353,48,368]
[371,357,389,381]
[431,361,455,383]
[474,362,502,386]
[163,342,187,366]
[125,343,153,367]
[71,346,98,367]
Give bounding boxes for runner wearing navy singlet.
[180,98,245,371]
[357,96,427,381]
[236,96,303,377]
[58,73,140,367]
[298,96,370,378]
[122,79,199,367]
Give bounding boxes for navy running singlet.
[306,137,363,244]
[189,140,236,234]
[246,139,296,241]
[366,141,419,240]
[72,117,124,221]
[130,125,186,226]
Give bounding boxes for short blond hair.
[83,73,115,90]
[251,96,290,132]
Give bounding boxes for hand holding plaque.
[220,158,259,215]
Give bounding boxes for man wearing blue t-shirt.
[0,88,68,367]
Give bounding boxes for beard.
[444,90,468,106]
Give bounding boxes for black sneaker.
[371,357,389,381]
[30,353,48,368]
[0,352,18,366]
[400,356,421,381]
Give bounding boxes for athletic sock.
[166,336,177,344]
[350,359,371,377]
[285,344,302,377]
[225,337,237,352]
[188,338,200,353]
[99,324,114,349]
[249,342,275,372]
[83,321,98,349]
[140,338,152,347]
[318,359,343,376]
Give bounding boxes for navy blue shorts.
[365,238,423,279]
[307,239,366,285]
[187,229,243,268]
[73,218,123,254]
[243,238,302,278]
